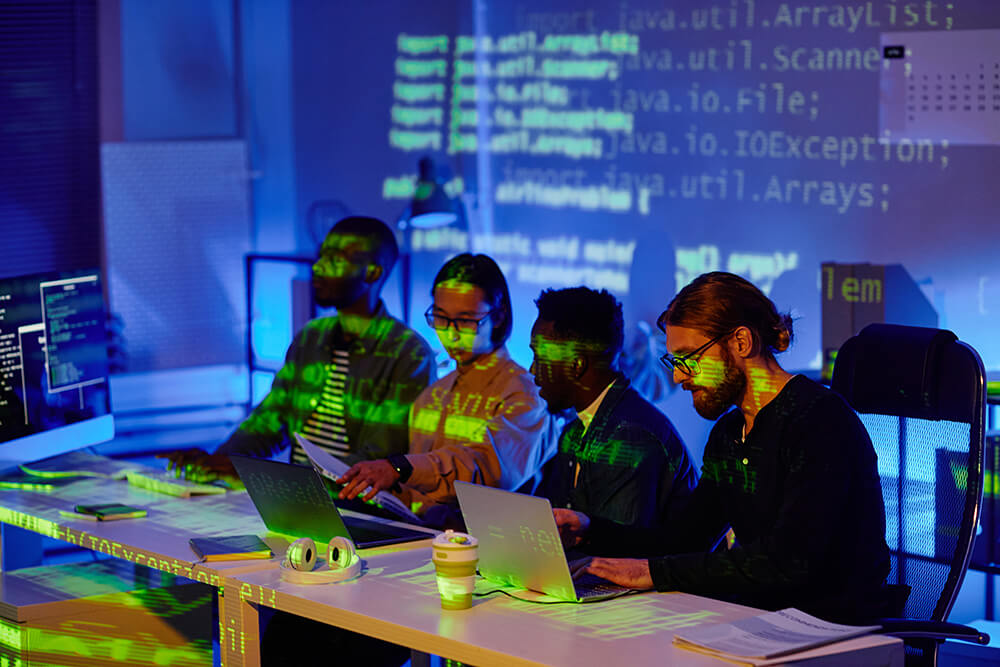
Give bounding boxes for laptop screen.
[455,481,577,601]
[230,455,433,548]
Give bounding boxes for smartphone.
[65,503,147,521]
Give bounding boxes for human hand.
[157,449,236,483]
[571,557,653,591]
[337,459,400,502]
[553,508,590,549]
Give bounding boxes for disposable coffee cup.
[431,529,479,610]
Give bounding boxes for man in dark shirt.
[162,216,435,480]
[531,287,697,538]
[559,272,890,624]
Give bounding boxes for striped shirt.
[218,300,436,464]
[295,347,350,463]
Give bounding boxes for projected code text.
[41,277,107,392]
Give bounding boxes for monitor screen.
[0,269,113,468]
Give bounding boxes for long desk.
[223,546,905,667]
[0,477,280,587]
[0,477,905,666]
[0,474,436,666]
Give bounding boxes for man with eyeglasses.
[530,287,697,542]
[161,216,436,481]
[558,272,890,624]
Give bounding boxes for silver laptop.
[455,481,631,602]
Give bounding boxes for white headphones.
[285,537,318,571]
[281,536,362,584]
[327,536,355,569]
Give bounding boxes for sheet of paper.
[674,608,880,661]
[293,433,422,524]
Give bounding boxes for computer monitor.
[0,269,114,471]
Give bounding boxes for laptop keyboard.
[574,572,630,599]
[342,515,431,547]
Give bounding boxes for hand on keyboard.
[553,508,590,549]
[570,556,653,591]
[158,449,237,484]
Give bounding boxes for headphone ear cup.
[327,536,356,570]
[287,537,317,571]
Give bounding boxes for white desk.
[0,477,278,588]
[0,476,282,666]
[0,473,438,666]
[0,474,436,581]
[223,546,904,667]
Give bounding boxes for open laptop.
[455,481,631,602]
[229,455,433,549]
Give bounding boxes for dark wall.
[286,1,1000,371]
[0,0,102,279]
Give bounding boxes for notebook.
[229,455,433,549]
[455,481,631,603]
[189,535,272,562]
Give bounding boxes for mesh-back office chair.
[832,323,990,666]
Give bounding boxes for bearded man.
[556,271,891,625]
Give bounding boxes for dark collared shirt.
[588,375,890,623]
[537,377,697,539]
[218,301,435,464]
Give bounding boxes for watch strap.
[387,454,413,485]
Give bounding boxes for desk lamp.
[398,156,462,323]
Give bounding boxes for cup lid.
[433,529,478,549]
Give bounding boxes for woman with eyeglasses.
[338,253,555,526]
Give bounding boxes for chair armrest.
[878,618,990,644]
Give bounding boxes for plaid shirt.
[219,301,435,464]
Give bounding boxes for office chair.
[832,323,990,666]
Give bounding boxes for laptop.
[229,455,433,549]
[455,481,631,602]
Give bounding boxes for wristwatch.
[387,454,413,485]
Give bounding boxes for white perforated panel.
[102,141,251,371]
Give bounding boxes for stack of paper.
[294,433,422,524]
[674,608,881,665]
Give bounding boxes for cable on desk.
[473,588,577,604]
[472,588,641,604]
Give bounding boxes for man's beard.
[313,277,366,309]
[690,348,747,420]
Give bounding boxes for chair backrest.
[832,323,986,623]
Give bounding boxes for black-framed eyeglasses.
[424,306,494,334]
[659,330,735,376]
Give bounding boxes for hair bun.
[773,313,794,352]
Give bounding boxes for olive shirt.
[398,346,557,515]
[585,375,890,624]
[218,301,436,464]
